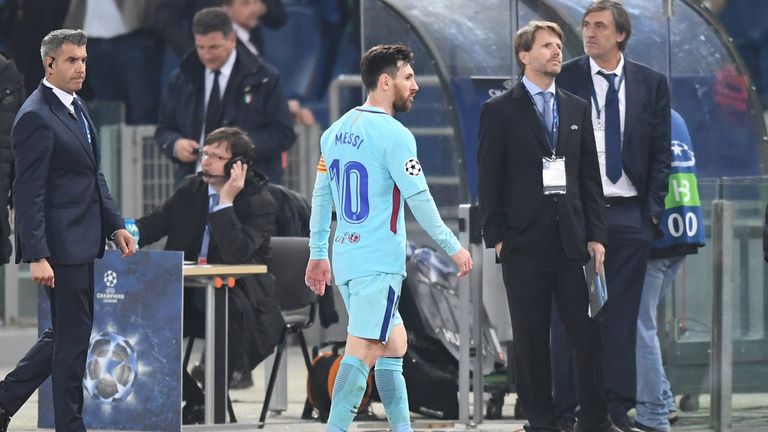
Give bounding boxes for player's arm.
[387,129,472,276]
[406,190,472,277]
[406,190,460,255]
[306,155,333,294]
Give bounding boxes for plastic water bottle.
[124,218,140,250]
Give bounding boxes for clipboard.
[584,257,608,318]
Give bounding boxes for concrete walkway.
[1,329,767,431]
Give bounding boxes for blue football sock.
[326,355,370,432]
[375,357,412,432]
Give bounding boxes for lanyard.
[524,87,559,154]
[590,68,625,121]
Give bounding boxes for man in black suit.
[551,1,671,431]
[137,127,283,424]
[155,7,295,185]
[0,29,136,432]
[478,21,616,432]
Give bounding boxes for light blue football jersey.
[311,106,428,284]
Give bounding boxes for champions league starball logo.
[104,270,117,287]
[404,158,422,176]
[671,140,696,168]
[83,331,138,403]
[97,270,125,304]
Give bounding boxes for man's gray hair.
[40,29,88,61]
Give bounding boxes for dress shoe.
[229,369,254,389]
[0,404,9,432]
[557,416,576,432]
[633,420,666,432]
[614,419,642,432]
[182,402,205,425]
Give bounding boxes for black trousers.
[0,263,94,432]
[551,199,652,423]
[501,230,606,430]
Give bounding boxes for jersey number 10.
[329,159,370,224]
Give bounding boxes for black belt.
[605,196,638,207]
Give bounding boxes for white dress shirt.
[589,55,638,197]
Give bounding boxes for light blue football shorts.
[337,273,404,343]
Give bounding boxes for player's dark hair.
[360,44,414,91]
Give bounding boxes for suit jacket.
[556,56,671,220]
[137,173,284,368]
[137,173,277,266]
[155,44,296,184]
[12,83,124,265]
[478,81,606,261]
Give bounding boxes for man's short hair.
[193,7,234,37]
[513,21,563,74]
[204,127,254,160]
[359,44,414,91]
[40,29,87,61]
[583,0,632,51]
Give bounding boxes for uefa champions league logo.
[104,270,117,287]
[83,331,138,403]
[97,270,125,304]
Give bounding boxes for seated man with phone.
[137,127,284,424]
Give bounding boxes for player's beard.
[393,92,414,113]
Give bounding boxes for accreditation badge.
[542,156,566,195]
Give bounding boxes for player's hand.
[31,259,55,287]
[174,138,199,163]
[219,161,247,205]
[587,241,605,274]
[113,229,137,257]
[451,247,473,278]
[495,241,502,258]
[305,259,331,295]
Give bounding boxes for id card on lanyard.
[542,156,566,195]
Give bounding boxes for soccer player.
[305,44,473,432]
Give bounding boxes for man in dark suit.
[0,29,136,432]
[551,1,671,431]
[155,7,295,185]
[478,21,616,432]
[137,127,282,424]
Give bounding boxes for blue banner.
[38,250,183,431]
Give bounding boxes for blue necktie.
[539,91,554,149]
[597,71,622,183]
[199,192,220,260]
[72,98,94,155]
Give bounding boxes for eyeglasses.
[200,151,231,162]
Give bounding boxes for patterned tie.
[199,192,220,260]
[204,70,222,136]
[72,98,94,155]
[597,71,622,183]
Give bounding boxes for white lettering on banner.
[667,211,698,237]
[671,178,691,203]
